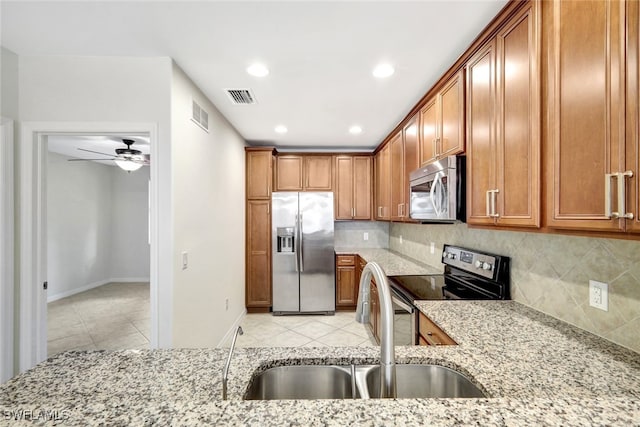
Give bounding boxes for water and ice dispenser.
[276,227,295,253]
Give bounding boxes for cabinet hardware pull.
[492,189,500,218]
[486,189,500,218]
[605,173,619,218]
[619,171,634,220]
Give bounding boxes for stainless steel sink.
[244,365,354,400]
[244,364,486,400]
[360,364,486,399]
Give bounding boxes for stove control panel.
[442,245,498,280]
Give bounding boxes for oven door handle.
[390,291,414,313]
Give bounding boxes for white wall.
[1,47,19,119]
[18,55,173,347]
[47,152,113,299]
[110,167,151,280]
[46,152,150,301]
[171,63,246,348]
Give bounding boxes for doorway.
[46,134,151,355]
[18,122,164,372]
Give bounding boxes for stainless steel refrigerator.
[272,192,335,314]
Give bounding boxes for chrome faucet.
[355,261,396,398]
[222,326,243,400]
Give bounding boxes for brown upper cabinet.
[374,143,391,220]
[467,1,540,228]
[275,155,333,191]
[390,131,405,221]
[389,116,420,222]
[627,0,640,233]
[419,70,465,166]
[246,148,274,199]
[335,155,372,220]
[403,115,420,222]
[545,0,639,233]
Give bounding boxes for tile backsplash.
[335,221,389,249]
[390,222,640,354]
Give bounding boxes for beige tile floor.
[49,285,375,356]
[47,282,150,357]
[228,311,377,348]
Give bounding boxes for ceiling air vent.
[191,99,209,132]
[225,88,256,105]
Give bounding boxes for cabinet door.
[466,41,497,225]
[305,156,333,190]
[334,156,354,219]
[336,265,356,306]
[627,0,640,233]
[390,131,404,221]
[419,97,438,166]
[246,149,273,199]
[246,200,271,308]
[545,0,625,231]
[375,144,391,220]
[495,2,541,227]
[275,155,303,191]
[353,156,372,220]
[403,115,420,222]
[439,70,465,158]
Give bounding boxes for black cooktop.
[388,275,446,301]
[388,245,510,303]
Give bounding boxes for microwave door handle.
[431,173,442,217]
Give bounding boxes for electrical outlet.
[363,232,369,241]
[589,280,608,311]
[225,298,229,311]
[430,242,435,254]
[182,251,188,270]
[399,235,403,244]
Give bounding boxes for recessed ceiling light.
[349,125,363,135]
[275,125,288,134]
[247,63,269,77]
[372,63,395,78]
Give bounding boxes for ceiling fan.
[69,139,150,172]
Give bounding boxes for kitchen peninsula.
[2,297,639,426]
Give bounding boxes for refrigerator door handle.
[294,214,300,272]
[299,213,304,272]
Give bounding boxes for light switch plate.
[589,280,608,311]
[363,232,369,241]
[430,242,435,254]
[182,251,188,270]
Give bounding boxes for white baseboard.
[217,309,247,348]
[109,277,151,283]
[47,277,151,302]
[47,279,110,302]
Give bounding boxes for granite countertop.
[334,247,443,276]
[2,301,639,426]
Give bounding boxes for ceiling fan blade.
[78,147,114,157]
[68,158,116,161]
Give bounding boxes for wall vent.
[224,88,256,105]
[191,100,209,132]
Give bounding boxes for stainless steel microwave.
[408,156,466,223]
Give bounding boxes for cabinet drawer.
[336,255,356,266]
[357,256,367,270]
[418,312,456,346]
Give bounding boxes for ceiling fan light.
[114,158,143,172]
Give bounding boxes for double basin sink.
[244,364,486,400]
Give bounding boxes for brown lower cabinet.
[336,255,357,310]
[417,312,456,346]
[245,199,271,311]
